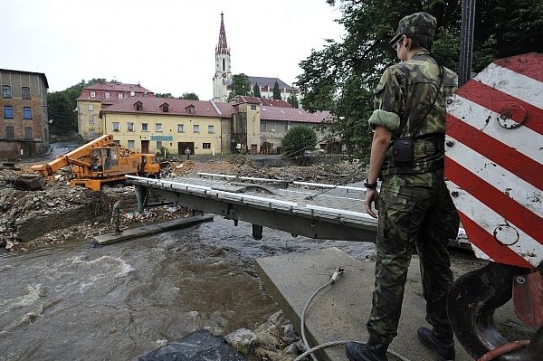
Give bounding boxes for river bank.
[0,154,366,253]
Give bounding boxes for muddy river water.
[0,216,376,361]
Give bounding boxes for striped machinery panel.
[445,53,543,269]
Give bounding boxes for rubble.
[161,156,366,185]
[0,156,366,253]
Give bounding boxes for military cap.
[389,12,437,44]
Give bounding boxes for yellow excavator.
[31,134,161,191]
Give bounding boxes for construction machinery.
[445,52,543,360]
[31,134,160,191]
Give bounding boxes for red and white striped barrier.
[446,53,543,268]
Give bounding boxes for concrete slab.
[256,247,477,361]
[94,215,214,245]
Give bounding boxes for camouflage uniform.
[365,14,460,345]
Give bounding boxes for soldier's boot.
[417,327,455,361]
[345,340,389,361]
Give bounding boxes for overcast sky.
[1,0,343,100]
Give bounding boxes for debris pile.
[0,184,93,251]
[161,156,365,185]
[1,156,366,253]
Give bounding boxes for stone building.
[0,69,49,160]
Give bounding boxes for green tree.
[272,81,281,100]
[287,91,299,108]
[281,125,317,157]
[471,0,543,71]
[253,82,261,97]
[227,73,251,101]
[47,78,107,136]
[181,92,199,100]
[297,0,543,159]
[155,93,173,98]
[47,92,77,135]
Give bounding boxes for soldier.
[346,12,459,361]
[111,198,123,235]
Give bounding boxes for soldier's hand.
[364,189,379,218]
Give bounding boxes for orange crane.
[31,134,161,191]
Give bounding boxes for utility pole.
[459,0,476,86]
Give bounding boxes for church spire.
[216,12,230,55]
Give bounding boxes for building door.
[178,142,194,156]
[251,144,258,154]
[141,140,149,154]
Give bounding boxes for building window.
[251,105,257,110]
[261,121,267,131]
[193,125,200,133]
[162,104,169,112]
[6,126,14,139]
[118,93,123,99]
[208,125,214,134]
[88,116,94,124]
[203,143,211,149]
[187,106,195,114]
[88,104,94,111]
[24,127,32,139]
[142,123,149,132]
[89,129,96,138]
[90,91,96,98]
[112,122,120,131]
[22,87,31,100]
[2,85,11,98]
[177,124,184,132]
[156,123,162,132]
[156,141,162,149]
[135,102,143,111]
[4,106,13,119]
[105,92,110,99]
[127,122,134,131]
[127,140,135,149]
[284,121,290,131]
[23,107,32,119]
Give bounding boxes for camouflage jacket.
[371,50,458,177]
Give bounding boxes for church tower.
[212,12,232,102]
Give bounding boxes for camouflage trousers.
[113,211,121,231]
[366,172,459,345]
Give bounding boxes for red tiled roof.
[84,82,153,93]
[101,97,330,123]
[261,106,331,123]
[102,97,233,117]
[211,101,235,117]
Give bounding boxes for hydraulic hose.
[295,265,412,361]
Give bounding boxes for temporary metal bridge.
[126,173,469,248]
[127,173,377,242]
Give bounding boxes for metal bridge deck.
[127,173,378,242]
[126,173,470,248]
